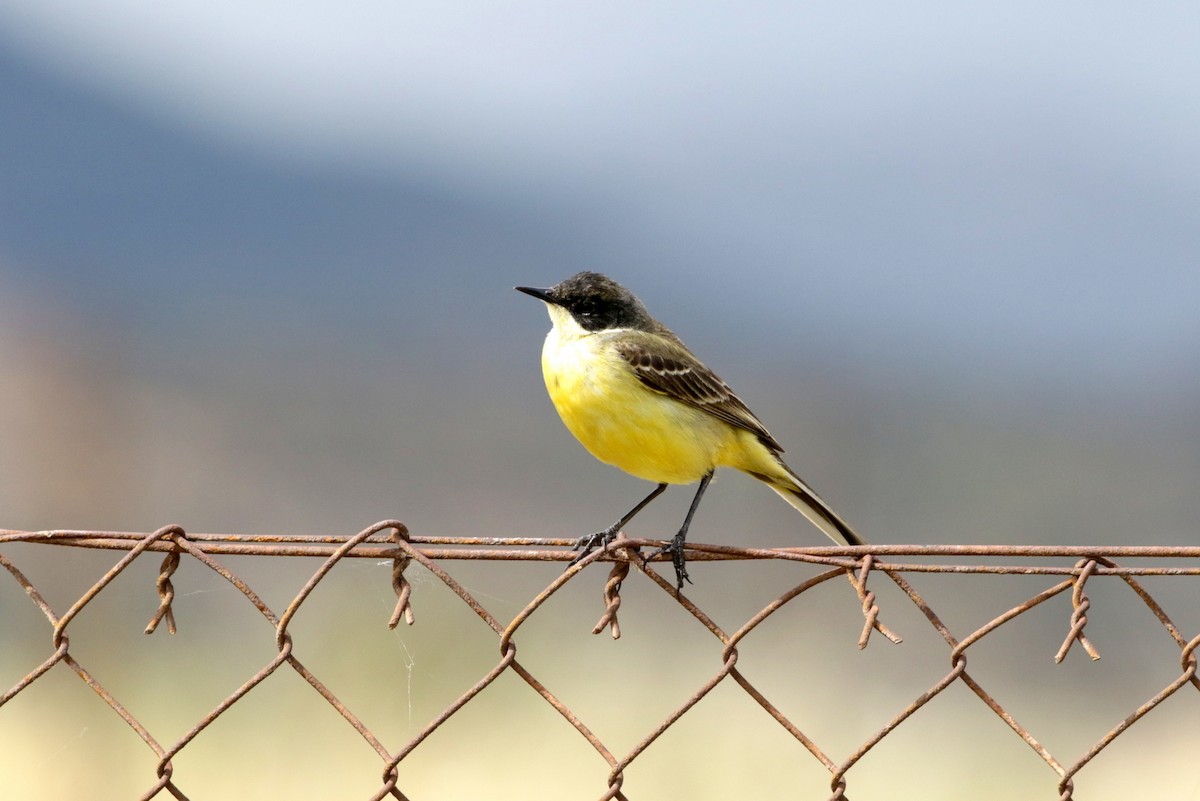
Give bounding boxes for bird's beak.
[515,285,557,304]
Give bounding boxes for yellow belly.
[541,330,737,484]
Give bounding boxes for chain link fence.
[2,522,1198,800]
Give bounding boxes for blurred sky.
[3,1,1199,378]
[1,4,1199,798]
[2,0,1198,542]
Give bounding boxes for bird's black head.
[516,272,656,332]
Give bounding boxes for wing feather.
[614,333,784,452]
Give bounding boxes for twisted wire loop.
[850,553,892,649]
[144,549,180,635]
[1055,558,1100,662]
[2,525,1200,799]
[592,533,636,638]
[145,528,189,635]
[388,523,415,628]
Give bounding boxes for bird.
[516,271,864,589]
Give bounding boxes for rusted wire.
[1055,557,1101,662]
[387,524,415,628]
[3,523,1200,800]
[592,560,631,639]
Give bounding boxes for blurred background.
[2,2,1198,799]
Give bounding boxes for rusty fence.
[2,521,1199,800]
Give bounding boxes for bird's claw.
[567,527,619,568]
[569,526,692,592]
[654,535,692,592]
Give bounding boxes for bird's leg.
[657,471,713,591]
[569,483,669,567]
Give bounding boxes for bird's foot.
[567,526,620,568]
[654,533,692,592]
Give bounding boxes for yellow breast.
[540,324,733,484]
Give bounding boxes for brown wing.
[614,332,784,453]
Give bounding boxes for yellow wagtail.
[517,272,864,589]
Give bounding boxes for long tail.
[762,466,866,547]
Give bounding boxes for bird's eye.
[571,297,614,331]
